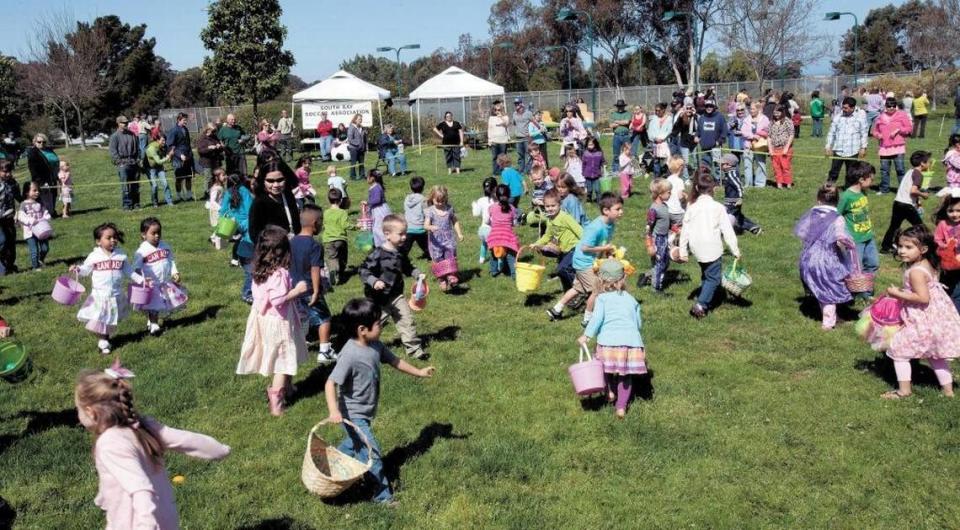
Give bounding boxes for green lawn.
[1,116,959,529]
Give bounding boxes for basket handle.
[517,245,547,266]
[848,246,862,275]
[578,343,593,363]
[308,418,374,468]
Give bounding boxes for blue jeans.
[384,148,407,175]
[697,258,723,309]
[515,140,528,173]
[489,251,516,278]
[700,148,719,180]
[338,418,391,502]
[650,234,670,291]
[557,251,575,291]
[943,270,960,313]
[743,150,767,187]
[26,236,48,269]
[679,146,696,181]
[855,239,880,296]
[879,154,905,193]
[148,168,174,206]
[611,132,629,171]
[319,136,333,159]
[812,117,823,137]
[584,178,601,202]
[492,143,509,175]
[138,135,148,157]
[118,164,141,210]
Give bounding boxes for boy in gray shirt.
[325,298,435,504]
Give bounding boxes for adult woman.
[249,160,301,246]
[647,103,672,178]
[727,103,747,166]
[434,112,464,175]
[256,119,280,158]
[629,105,648,156]
[378,124,407,177]
[559,105,587,154]
[487,104,510,175]
[25,133,59,214]
[346,114,367,180]
[740,102,770,188]
[670,103,698,179]
[197,123,224,195]
[149,117,164,142]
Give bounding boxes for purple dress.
[581,149,605,180]
[794,205,854,305]
[426,205,457,261]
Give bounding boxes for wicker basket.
[721,258,752,297]
[844,247,875,294]
[301,419,372,498]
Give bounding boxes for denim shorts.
[298,296,331,328]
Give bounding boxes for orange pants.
[772,148,793,186]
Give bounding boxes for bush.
[22,115,61,146]
[864,70,960,107]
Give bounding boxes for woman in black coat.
[24,133,59,214]
[248,159,301,245]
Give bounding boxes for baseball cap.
[514,97,523,104]
[116,115,129,124]
[704,99,717,107]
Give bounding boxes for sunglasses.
[264,177,284,184]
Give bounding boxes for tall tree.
[630,0,691,87]
[832,1,925,75]
[168,67,216,107]
[905,3,959,109]
[0,56,28,135]
[338,55,400,93]
[201,0,295,117]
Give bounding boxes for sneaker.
[97,339,112,355]
[317,350,336,365]
[409,350,429,360]
[748,226,763,236]
[636,273,650,288]
[478,256,485,265]
[241,296,254,305]
[148,323,162,336]
[230,259,240,267]
[546,307,563,321]
[689,303,707,319]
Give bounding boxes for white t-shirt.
[327,175,346,195]
[666,173,686,215]
[894,168,922,206]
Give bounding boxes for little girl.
[58,160,73,217]
[471,177,497,265]
[878,225,960,399]
[294,156,317,209]
[424,185,464,291]
[72,223,145,355]
[644,179,672,292]
[934,195,960,312]
[133,218,188,336]
[17,181,51,270]
[76,369,229,528]
[793,184,854,330]
[326,164,347,197]
[485,184,521,278]
[939,134,960,198]
[363,170,391,248]
[528,143,545,169]
[579,259,647,419]
[557,173,588,226]
[236,225,309,416]
[618,142,635,200]
[564,144,585,190]
[581,137,605,202]
[207,168,226,249]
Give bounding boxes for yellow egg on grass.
[172,475,185,485]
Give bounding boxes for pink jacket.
[740,114,770,145]
[871,110,912,155]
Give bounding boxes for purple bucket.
[52,275,85,306]
[33,219,53,241]
[128,284,152,306]
[568,345,606,396]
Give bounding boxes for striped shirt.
[825,113,868,158]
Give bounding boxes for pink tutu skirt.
[134,281,188,315]
[77,290,129,335]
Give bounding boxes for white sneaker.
[317,350,336,365]
[478,256,485,264]
[98,339,111,355]
[230,259,240,267]
[148,323,161,336]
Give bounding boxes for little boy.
[527,165,552,229]
[838,161,880,297]
[639,179,672,292]
[359,214,427,359]
[402,176,429,258]
[326,164,346,197]
[880,150,930,253]
[322,188,349,286]
[290,205,334,363]
[498,153,526,208]
[720,154,761,235]
[325,297,435,504]
[0,160,19,274]
[530,189,582,292]
[547,192,624,325]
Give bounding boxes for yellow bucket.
[515,246,547,293]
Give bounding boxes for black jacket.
[359,247,422,305]
[25,147,57,186]
[248,190,301,244]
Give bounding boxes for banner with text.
[302,101,373,129]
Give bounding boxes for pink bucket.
[128,284,152,306]
[568,345,606,396]
[408,279,430,311]
[32,219,53,241]
[870,295,903,326]
[51,274,85,306]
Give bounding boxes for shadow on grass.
[0,291,50,306]
[795,296,859,323]
[458,267,482,283]
[112,305,224,349]
[43,255,85,267]
[855,355,942,389]
[662,270,691,289]
[578,372,656,412]
[0,496,15,529]
[236,517,315,530]
[387,325,460,350]
[0,408,77,456]
[288,365,335,408]
[68,207,108,217]
[523,293,556,307]
[687,286,753,309]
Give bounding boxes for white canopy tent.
[291,70,391,129]
[408,66,505,150]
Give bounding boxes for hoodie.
[404,193,426,232]
[697,111,727,150]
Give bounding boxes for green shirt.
[534,211,583,252]
[322,207,349,243]
[610,111,631,135]
[810,98,824,119]
[217,124,243,153]
[145,141,168,170]
[838,189,874,243]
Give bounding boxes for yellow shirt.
[912,95,929,115]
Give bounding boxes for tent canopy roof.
[292,70,391,102]
[408,66,504,100]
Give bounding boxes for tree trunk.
[931,67,938,111]
[252,86,259,122]
[70,101,86,150]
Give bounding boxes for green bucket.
[0,341,32,383]
[215,217,238,238]
[599,177,616,193]
[355,232,374,253]
[921,170,934,190]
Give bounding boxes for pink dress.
[236,268,307,376]
[885,265,960,360]
[485,204,520,254]
[618,153,634,198]
[94,417,229,529]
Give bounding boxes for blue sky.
[1,0,903,84]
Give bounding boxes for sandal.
[881,390,911,400]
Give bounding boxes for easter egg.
[172,475,185,485]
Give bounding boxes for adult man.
[218,113,246,176]
[609,99,631,172]
[511,98,532,172]
[695,99,727,175]
[277,109,295,160]
[108,115,141,210]
[315,111,334,162]
[166,112,195,201]
[824,96,868,184]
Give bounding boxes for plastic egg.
[172,475,185,485]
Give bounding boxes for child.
[665,155,688,229]
[939,134,960,198]
[881,150,930,253]
[402,176,429,258]
[678,171,741,319]
[794,184,854,330]
[641,179,672,292]
[486,184,521,278]
[934,196,960,312]
[618,142,635,200]
[498,153,526,208]
[471,177,497,265]
[75,369,230,528]
[322,188,349,286]
[528,143,545,170]
[219,174,255,301]
[581,137,605,202]
[207,168,226,250]
[294,155,317,209]
[578,260,647,419]
[564,144,585,190]
[326,164,347,197]
[0,160,18,273]
[878,225,960,399]
[58,160,73,217]
[363,170,391,248]
[547,193,624,325]
[529,164,552,210]
[359,214,428,359]
[838,162,880,297]
[547,166,562,188]
[16,181,51,270]
[291,205,334,364]
[530,189,582,292]
[557,173,588,227]
[769,104,795,189]
[424,185,464,291]
[236,225,309,416]
[720,154,762,235]
[324,298,434,504]
[71,223,145,354]
[132,218,188,336]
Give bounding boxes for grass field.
[2,114,960,529]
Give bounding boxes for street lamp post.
[824,11,860,87]
[662,10,700,91]
[376,44,421,96]
[476,42,515,80]
[543,45,572,91]
[556,7,597,113]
